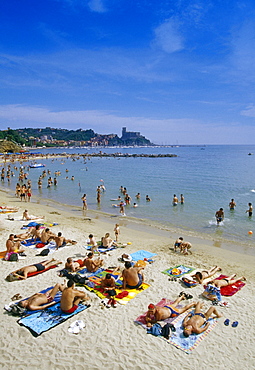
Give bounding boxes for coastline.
[0,186,255,369]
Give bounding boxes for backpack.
[36,248,50,256]
[9,253,19,262]
[147,323,162,336]
[202,284,222,301]
[161,323,175,339]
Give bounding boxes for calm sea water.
[1,145,255,248]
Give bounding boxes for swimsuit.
[61,305,78,314]
[45,293,54,303]
[126,273,143,289]
[164,305,179,317]
[34,263,46,272]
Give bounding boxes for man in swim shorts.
[6,234,25,255]
[207,274,246,288]
[9,259,62,280]
[191,266,222,284]
[172,194,178,206]
[18,282,66,311]
[54,232,77,250]
[215,208,224,224]
[246,203,253,217]
[83,252,104,272]
[173,237,183,252]
[145,294,196,328]
[121,261,144,289]
[229,199,236,210]
[182,301,222,337]
[60,280,89,313]
[65,257,83,272]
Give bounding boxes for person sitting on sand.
[101,273,117,308]
[207,274,246,288]
[53,232,77,250]
[121,261,144,289]
[22,209,43,221]
[6,234,25,255]
[191,266,222,284]
[101,233,117,249]
[17,282,66,311]
[180,241,192,255]
[30,224,42,241]
[182,301,222,337]
[83,252,104,272]
[8,259,62,280]
[65,257,84,272]
[87,234,99,253]
[174,237,183,252]
[40,228,56,244]
[60,279,89,314]
[145,294,196,328]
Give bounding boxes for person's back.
[122,262,144,289]
[61,285,75,311]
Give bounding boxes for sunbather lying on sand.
[207,274,246,288]
[182,301,222,337]
[22,210,44,221]
[146,294,196,328]
[191,266,222,284]
[8,259,62,280]
[17,282,66,311]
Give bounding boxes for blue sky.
[0,0,255,144]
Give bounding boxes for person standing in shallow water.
[172,194,178,206]
[215,208,224,224]
[81,194,87,210]
[246,203,253,217]
[180,194,184,204]
[229,199,236,210]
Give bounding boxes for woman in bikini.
[207,274,246,288]
[191,266,222,284]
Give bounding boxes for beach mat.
[215,274,246,296]
[79,269,150,305]
[0,251,6,259]
[162,265,194,278]
[135,298,176,329]
[18,302,89,337]
[135,304,218,354]
[130,250,157,261]
[84,245,117,253]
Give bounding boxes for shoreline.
[1,185,255,257]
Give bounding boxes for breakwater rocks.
[82,152,177,158]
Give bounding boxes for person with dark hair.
[9,259,62,280]
[53,232,77,250]
[246,203,253,217]
[40,227,56,243]
[207,273,246,288]
[18,282,66,311]
[101,273,117,307]
[65,257,84,272]
[6,234,25,255]
[83,252,104,272]
[191,266,222,284]
[146,294,196,328]
[121,261,144,289]
[60,280,88,314]
[174,237,183,252]
[215,208,224,224]
[182,302,222,337]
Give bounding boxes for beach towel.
[130,250,157,261]
[79,269,150,305]
[215,274,246,296]
[18,302,90,337]
[6,262,59,281]
[0,251,6,259]
[162,265,194,278]
[135,304,218,354]
[21,238,40,247]
[84,245,116,253]
[135,298,177,329]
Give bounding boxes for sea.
[1,145,255,252]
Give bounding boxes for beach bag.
[202,284,222,301]
[147,323,162,336]
[9,253,19,262]
[36,248,50,256]
[182,277,198,288]
[107,289,117,297]
[36,243,45,248]
[8,304,26,316]
[161,323,172,340]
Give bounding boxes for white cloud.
[153,18,184,53]
[241,104,255,117]
[88,0,107,13]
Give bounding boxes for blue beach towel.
[84,245,116,253]
[18,302,90,337]
[130,250,157,261]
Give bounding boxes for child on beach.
[114,224,120,242]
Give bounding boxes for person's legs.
[49,282,66,298]
[228,276,246,285]
[194,301,203,313]
[171,295,185,308]
[204,306,222,320]
[178,302,196,314]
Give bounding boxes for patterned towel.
[162,265,194,277]
[18,302,90,336]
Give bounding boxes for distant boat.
[29,163,45,168]
[248,153,254,155]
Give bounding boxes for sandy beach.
[0,188,255,370]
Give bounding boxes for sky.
[0,0,255,144]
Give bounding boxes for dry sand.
[0,188,254,370]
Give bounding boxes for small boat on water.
[29,163,45,168]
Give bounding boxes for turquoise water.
[1,145,255,247]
